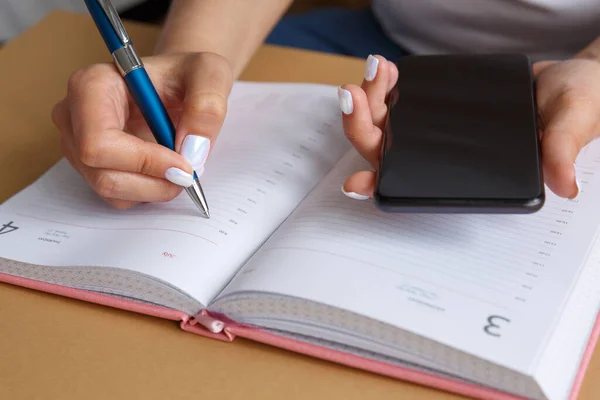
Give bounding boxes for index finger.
[175,53,234,152]
[67,64,192,178]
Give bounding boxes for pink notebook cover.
[1,271,597,400]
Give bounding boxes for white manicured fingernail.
[181,135,210,171]
[338,87,353,115]
[341,185,369,200]
[364,55,379,81]
[165,167,193,187]
[196,166,205,177]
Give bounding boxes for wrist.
[153,21,240,77]
[151,0,291,77]
[153,28,219,56]
[152,0,221,56]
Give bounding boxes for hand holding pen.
[51,0,233,216]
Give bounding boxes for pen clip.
[96,0,130,45]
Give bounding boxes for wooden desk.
[0,11,598,400]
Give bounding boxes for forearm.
[154,0,293,77]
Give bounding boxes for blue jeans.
[266,7,409,61]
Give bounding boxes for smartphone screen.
[376,54,543,211]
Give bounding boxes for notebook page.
[215,140,600,373]
[0,82,350,306]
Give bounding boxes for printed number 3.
[484,315,510,337]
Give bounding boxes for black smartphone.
[374,54,544,213]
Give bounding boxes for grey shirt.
[371,0,600,61]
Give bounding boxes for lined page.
[0,82,350,305]
[215,140,600,373]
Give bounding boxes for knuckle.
[191,52,229,70]
[555,88,591,110]
[343,127,356,142]
[136,151,155,176]
[196,52,219,64]
[343,123,362,143]
[188,93,228,121]
[68,64,116,95]
[92,171,119,198]
[85,64,115,80]
[67,69,86,93]
[78,136,101,167]
[186,52,233,86]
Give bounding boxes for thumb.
[175,53,233,173]
[541,95,598,199]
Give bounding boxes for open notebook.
[1,82,600,400]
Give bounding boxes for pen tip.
[185,180,210,219]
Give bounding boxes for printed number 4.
[0,221,19,235]
[484,315,510,337]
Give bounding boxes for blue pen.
[83,0,210,218]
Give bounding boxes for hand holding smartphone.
[374,54,544,213]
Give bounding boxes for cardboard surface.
[0,11,598,400]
